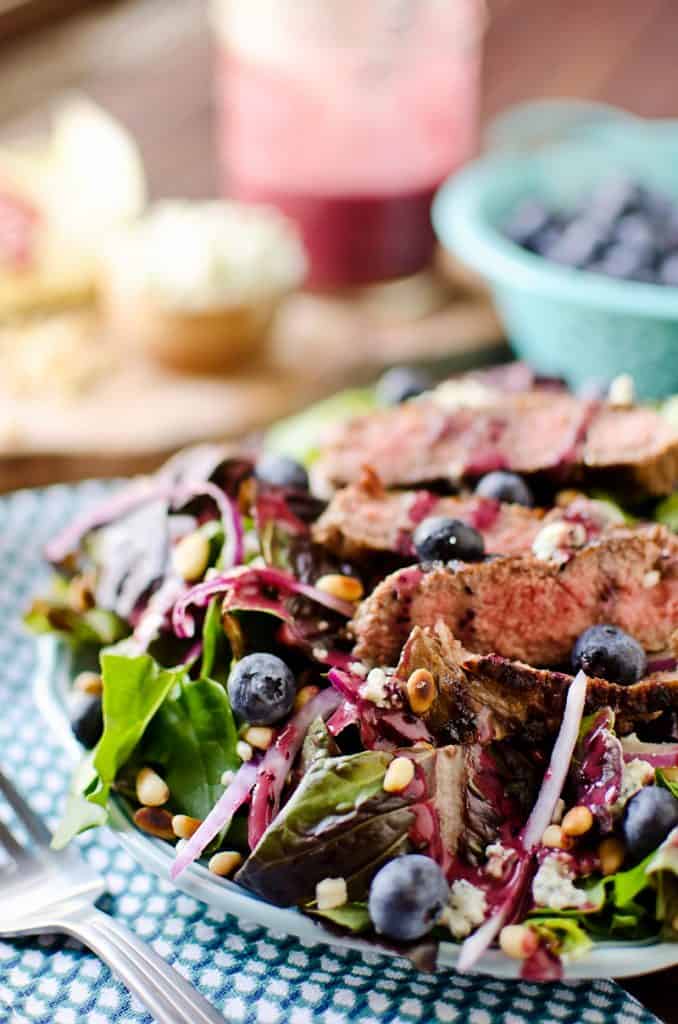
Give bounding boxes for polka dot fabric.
[0,483,660,1024]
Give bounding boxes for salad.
[26,365,678,980]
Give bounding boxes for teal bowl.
[432,102,678,398]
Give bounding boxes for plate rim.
[32,633,678,981]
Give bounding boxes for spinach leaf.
[24,588,127,649]
[141,676,240,820]
[656,492,678,532]
[307,902,371,934]
[200,598,230,683]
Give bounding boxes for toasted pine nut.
[541,825,571,850]
[243,726,275,751]
[74,671,103,697]
[499,924,538,960]
[383,756,415,794]
[561,805,594,837]
[315,574,364,603]
[208,851,243,877]
[68,575,95,613]
[599,837,625,876]
[171,814,202,840]
[555,489,582,508]
[136,766,170,808]
[134,807,175,839]
[236,740,253,762]
[315,877,348,911]
[294,685,319,711]
[172,530,210,582]
[406,668,436,714]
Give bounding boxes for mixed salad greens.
[26,372,678,979]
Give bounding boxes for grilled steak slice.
[352,524,678,666]
[312,474,625,563]
[395,623,678,744]
[313,391,678,497]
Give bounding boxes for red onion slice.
[173,481,244,568]
[170,760,259,881]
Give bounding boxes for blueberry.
[376,366,433,406]
[586,177,643,228]
[69,693,103,749]
[659,253,678,287]
[546,218,605,269]
[595,242,654,281]
[503,200,552,249]
[571,625,646,685]
[255,453,309,491]
[368,854,449,941]
[623,786,678,862]
[613,213,655,250]
[413,516,485,563]
[228,652,296,725]
[475,471,533,507]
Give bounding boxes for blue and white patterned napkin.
[0,483,660,1024]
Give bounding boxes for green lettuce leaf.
[657,769,678,800]
[140,675,240,821]
[307,902,371,934]
[264,388,376,466]
[530,917,592,959]
[200,598,230,683]
[24,589,127,650]
[656,493,678,533]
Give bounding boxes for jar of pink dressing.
[212,0,485,290]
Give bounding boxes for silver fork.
[0,769,225,1024]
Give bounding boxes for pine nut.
[294,685,319,711]
[171,814,202,840]
[599,837,625,876]
[68,575,95,613]
[134,807,175,839]
[243,726,275,751]
[561,805,594,837]
[136,766,170,807]
[499,924,538,960]
[315,574,364,603]
[74,671,103,697]
[236,740,253,762]
[406,668,436,714]
[383,756,415,794]
[172,530,210,582]
[316,877,348,911]
[208,851,243,877]
[541,825,572,850]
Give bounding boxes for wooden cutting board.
[0,263,505,491]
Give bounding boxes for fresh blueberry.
[659,253,678,287]
[586,176,644,228]
[368,854,449,941]
[571,625,646,685]
[546,218,605,269]
[413,516,485,563]
[613,213,655,249]
[503,199,552,249]
[623,786,678,862]
[475,470,534,507]
[255,453,309,491]
[69,693,103,749]
[595,242,654,281]
[228,653,296,725]
[376,366,433,406]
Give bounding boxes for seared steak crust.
[395,623,678,743]
[352,525,678,666]
[313,392,678,497]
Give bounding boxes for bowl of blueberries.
[433,100,678,398]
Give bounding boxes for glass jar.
[212,0,485,289]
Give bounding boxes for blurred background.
[1,0,677,492]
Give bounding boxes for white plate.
[34,635,678,980]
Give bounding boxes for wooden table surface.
[2,2,678,1020]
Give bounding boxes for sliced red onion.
[132,577,187,652]
[327,701,360,736]
[248,687,341,848]
[457,670,588,973]
[621,735,678,767]
[170,760,259,881]
[381,711,433,745]
[646,656,678,674]
[172,481,244,568]
[45,477,172,563]
[172,566,355,639]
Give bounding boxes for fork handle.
[53,905,225,1024]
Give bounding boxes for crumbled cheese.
[349,661,368,679]
[236,740,253,762]
[532,855,588,911]
[532,520,587,564]
[643,570,661,589]
[315,877,348,911]
[432,379,498,412]
[312,646,329,662]
[220,769,235,787]
[360,667,391,707]
[611,758,655,815]
[608,373,635,408]
[485,842,517,880]
[441,879,488,939]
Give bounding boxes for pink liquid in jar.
[213,1,484,289]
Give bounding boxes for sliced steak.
[395,622,678,744]
[312,391,678,497]
[352,524,678,666]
